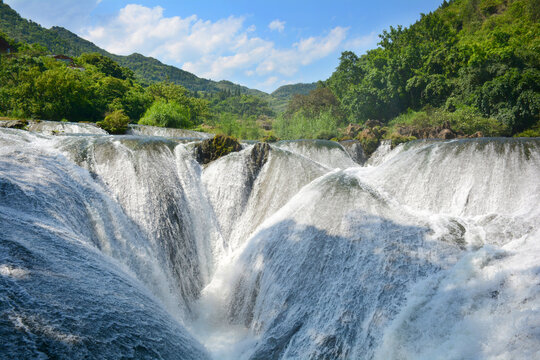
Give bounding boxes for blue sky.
[5,0,444,92]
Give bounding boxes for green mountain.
[272,83,318,99]
[0,1,221,92]
[270,83,318,112]
[0,2,255,96]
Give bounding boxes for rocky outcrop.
[194,134,242,165]
[244,142,272,191]
[249,142,271,171]
[0,119,28,129]
[439,128,456,139]
[397,121,459,139]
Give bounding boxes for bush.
[448,106,508,136]
[139,100,192,128]
[97,110,130,134]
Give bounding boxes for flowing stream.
[1,123,539,359]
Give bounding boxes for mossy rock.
[0,119,28,130]
[194,134,242,164]
[262,134,278,143]
[357,129,380,156]
[386,133,417,148]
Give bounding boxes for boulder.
[194,134,242,164]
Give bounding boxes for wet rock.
[243,142,272,191]
[339,140,367,165]
[194,134,242,164]
[439,128,456,139]
[469,131,484,138]
[249,142,271,170]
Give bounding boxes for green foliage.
[325,0,539,135]
[97,109,130,134]
[78,53,133,80]
[146,81,211,124]
[210,94,274,118]
[273,109,341,140]
[0,45,155,122]
[139,100,192,128]
[389,106,509,137]
[208,113,263,140]
[286,87,344,120]
[514,120,540,137]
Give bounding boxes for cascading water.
[0,125,538,360]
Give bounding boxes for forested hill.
[0,1,270,96]
[325,0,539,135]
[270,83,318,112]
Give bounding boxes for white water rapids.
[0,123,539,359]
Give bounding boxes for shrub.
[448,106,509,136]
[97,109,130,134]
[139,100,192,128]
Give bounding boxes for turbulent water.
[0,124,539,360]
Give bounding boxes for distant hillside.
[271,83,318,112]
[272,83,318,99]
[0,1,260,94]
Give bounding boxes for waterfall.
[0,128,210,359]
[1,125,538,359]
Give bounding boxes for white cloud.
[255,27,349,77]
[82,4,365,91]
[268,19,285,33]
